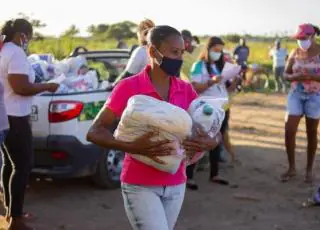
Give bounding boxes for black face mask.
[155,49,183,77]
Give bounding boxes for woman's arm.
[8,74,58,96]
[87,107,174,162]
[283,49,305,82]
[191,78,218,94]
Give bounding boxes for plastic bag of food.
[67,56,88,75]
[186,96,227,165]
[54,60,70,76]
[31,60,50,82]
[28,54,41,64]
[63,70,99,92]
[114,95,193,174]
[38,54,55,64]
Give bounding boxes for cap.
[292,24,315,39]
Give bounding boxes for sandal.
[304,172,314,184]
[210,177,229,186]
[280,170,296,182]
[186,180,199,191]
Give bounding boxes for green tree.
[106,21,137,39]
[87,24,109,37]
[61,25,80,37]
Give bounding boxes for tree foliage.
[61,25,80,37]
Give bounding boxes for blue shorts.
[287,89,320,119]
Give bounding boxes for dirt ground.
[1,92,320,230]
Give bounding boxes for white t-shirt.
[269,48,288,68]
[191,61,229,99]
[125,46,148,74]
[0,42,35,116]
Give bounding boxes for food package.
[31,60,50,83]
[62,70,99,92]
[186,96,227,165]
[114,95,193,174]
[67,56,88,75]
[114,95,227,173]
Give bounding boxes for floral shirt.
[292,50,320,93]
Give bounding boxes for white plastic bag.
[186,96,227,165]
[67,56,88,75]
[31,60,50,82]
[114,95,193,174]
[63,70,99,92]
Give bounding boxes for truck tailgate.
[31,94,53,138]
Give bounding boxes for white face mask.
[209,51,222,61]
[297,39,312,51]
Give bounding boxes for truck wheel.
[92,149,124,189]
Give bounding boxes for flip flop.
[210,178,229,186]
[280,171,296,182]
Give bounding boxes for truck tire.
[92,149,124,189]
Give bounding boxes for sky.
[1,0,319,36]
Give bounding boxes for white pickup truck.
[30,47,131,189]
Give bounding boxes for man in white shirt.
[269,39,288,93]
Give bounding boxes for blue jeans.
[0,129,7,145]
[287,89,320,119]
[121,183,186,230]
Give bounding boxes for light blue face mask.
[209,51,222,61]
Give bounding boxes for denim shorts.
[287,89,320,119]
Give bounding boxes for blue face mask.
[209,51,222,61]
[155,48,183,77]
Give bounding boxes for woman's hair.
[199,36,225,74]
[193,35,200,45]
[1,19,33,43]
[147,25,181,49]
[137,19,155,45]
[312,24,320,36]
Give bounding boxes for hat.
[292,24,315,39]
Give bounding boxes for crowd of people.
[0,17,319,230]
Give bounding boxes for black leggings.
[1,116,33,217]
[186,110,230,180]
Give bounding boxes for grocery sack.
[31,60,50,83]
[67,56,88,75]
[28,54,41,64]
[63,70,99,92]
[114,95,193,174]
[38,54,55,64]
[186,96,227,165]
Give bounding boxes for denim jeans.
[121,183,186,230]
[0,129,7,145]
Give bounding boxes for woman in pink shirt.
[87,26,220,230]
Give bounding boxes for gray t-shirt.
[0,81,9,131]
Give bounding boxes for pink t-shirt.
[105,65,198,186]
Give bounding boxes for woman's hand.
[209,75,221,85]
[128,131,176,164]
[284,73,309,82]
[183,126,222,158]
[46,83,60,93]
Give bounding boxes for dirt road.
[1,93,319,230]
